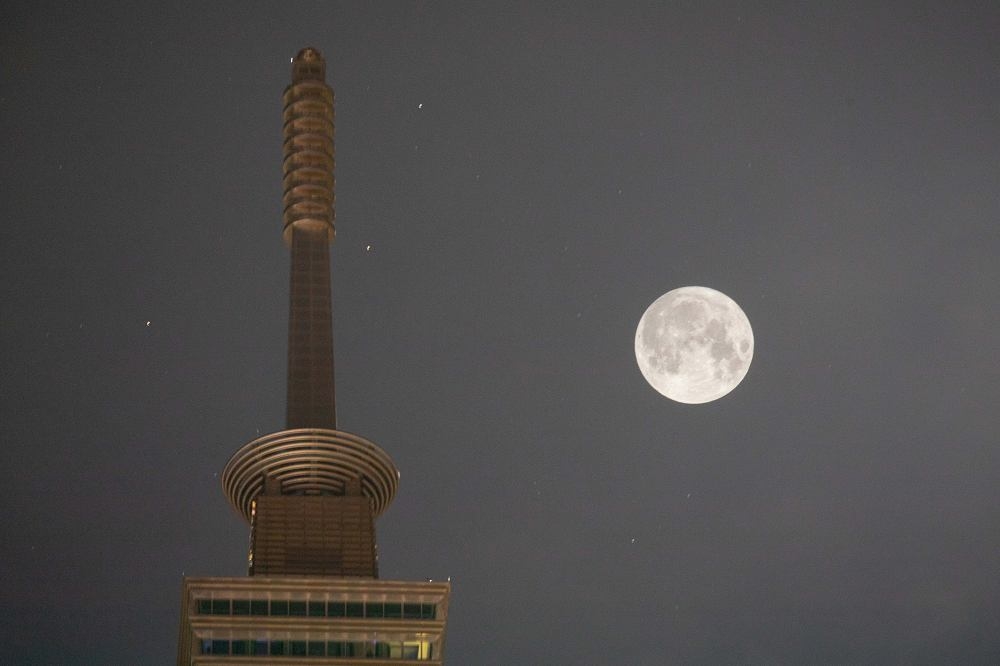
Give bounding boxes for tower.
[177,48,450,664]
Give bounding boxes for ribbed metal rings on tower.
[222,428,399,524]
[282,47,335,242]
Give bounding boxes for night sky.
[3,3,999,664]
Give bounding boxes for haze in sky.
[2,3,998,663]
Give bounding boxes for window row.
[196,598,436,620]
[201,638,431,660]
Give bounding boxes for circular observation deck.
[222,428,399,523]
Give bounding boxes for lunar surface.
[635,286,753,404]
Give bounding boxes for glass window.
[366,601,384,618]
[308,601,325,617]
[231,640,249,655]
[271,600,289,616]
[232,599,251,615]
[385,602,402,618]
[250,599,268,615]
[270,640,286,655]
[421,603,436,619]
[211,639,229,655]
[290,640,307,656]
[374,642,391,657]
[346,602,364,617]
[211,599,231,615]
[402,644,419,659]
[327,641,344,657]
[253,640,268,655]
[328,601,346,617]
[289,601,307,616]
[200,639,212,654]
[197,599,212,614]
[308,641,325,656]
[403,603,422,619]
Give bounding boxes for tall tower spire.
[283,47,337,429]
[178,48,450,665]
[221,48,397,579]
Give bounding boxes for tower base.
[177,576,450,665]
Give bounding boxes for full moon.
[635,286,753,404]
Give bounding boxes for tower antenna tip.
[295,47,324,62]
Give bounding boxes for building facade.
[177,47,450,665]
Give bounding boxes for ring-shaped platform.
[222,428,399,523]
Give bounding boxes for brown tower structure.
[225,46,389,580]
[177,48,450,664]
[283,48,337,431]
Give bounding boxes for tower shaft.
[283,48,337,429]
[286,227,336,429]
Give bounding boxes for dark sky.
[3,2,999,664]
